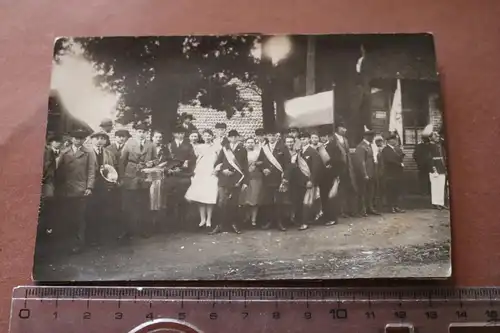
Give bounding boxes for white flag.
[388,79,403,139]
[284,90,334,128]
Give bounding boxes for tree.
[54,35,264,136]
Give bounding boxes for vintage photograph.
[33,34,451,281]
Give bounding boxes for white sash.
[222,146,245,185]
[262,144,283,175]
[297,152,311,178]
[317,144,331,165]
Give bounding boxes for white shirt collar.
[335,133,345,142]
[302,144,309,153]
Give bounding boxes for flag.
[284,90,334,128]
[388,79,403,139]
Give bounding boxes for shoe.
[359,212,368,217]
[199,220,206,227]
[276,222,287,232]
[395,207,406,213]
[208,225,222,235]
[367,210,381,216]
[251,220,257,227]
[261,222,271,230]
[325,220,337,226]
[206,220,212,228]
[340,213,349,218]
[232,224,242,234]
[391,208,397,213]
[298,224,309,231]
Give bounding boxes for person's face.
[152,132,163,145]
[174,132,185,141]
[365,135,374,144]
[184,118,192,124]
[189,133,199,144]
[215,128,226,137]
[256,135,264,143]
[311,134,319,145]
[290,130,298,138]
[388,138,397,146]
[337,126,347,136]
[320,135,329,144]
[376,140,383,148]
[431,132,439,143]
[267,133,277,144]
[203,131,213,143]
[246,138,255,149]
[228,135,237,144]
[102,125,113,133]
[116,135,128,145]
[72,137,84,147]
[51,141,62,150]
[136,129,146,140]
[285,137,294,150]
[300,137,310,146]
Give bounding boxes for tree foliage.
[54,35,263,131]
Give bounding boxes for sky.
[50,47,119,131]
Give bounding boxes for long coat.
[214,142,249,188]
[55,146,96,197]
[330,134,357,191]
[119,139,155,190]
[354,140,375,179]
[257,142,291,187]
[381,145,405,179]
[90,147,117,190]
[42,146,60,197]
[295,146,324,187]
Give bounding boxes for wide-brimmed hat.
[254,128,265,136]
[134,123,148,131]
[228,129,240,137]
[172,126,186,134]
[90,131,110,140]
[99,118,113,128]
[215,122,227,129]
[298,131,311,139]
[363,125,375,136]
[69,129,89,139]
[114,129,131,138]
[180,112,195,121]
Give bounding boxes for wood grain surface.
[1,0,500,330]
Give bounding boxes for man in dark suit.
[214,122,229,148]
[86,131,118,244]
[108,129,131,171]
[258,128,291,231]
[330,122,357,217]
[413,135,432,195]
[381,134,406,213]
[211,129,248,235]
[318,128,338,226]
[180,112,198,137]
[164,126,196,229]
[38,135,62,241]
[119,123,156,238]
[353,129,380,217]
[295,132,324,231]
[55,129,96,253]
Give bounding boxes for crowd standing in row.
[39,114,447,253]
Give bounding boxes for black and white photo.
[33,33,451,281]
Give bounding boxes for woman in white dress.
[185,129,219,228]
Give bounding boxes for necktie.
[140,142,144,151]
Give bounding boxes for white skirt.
[185,174,219,204]
[430,173,446,206]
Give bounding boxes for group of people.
[39,112,446,254]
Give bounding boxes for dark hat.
[180,112,195,121]
[215,122,227,129]
[114,129,131,138]
[318,127,332,137]
[288,127,299,133]
[70,129,89,139]
[264,128,279,135]
[254,128,265,136]
[172,126,186,134]
[334,121,347,129]
[134,123,148,131]
[386,133,398,140]
[228,129,240,137]
[90,131,110,140]
[363,127,375,136]
[99,118,113,127]
[298,131,311,139]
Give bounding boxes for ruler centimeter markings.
[9,286,500,333]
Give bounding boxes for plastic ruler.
[9,286,500,332]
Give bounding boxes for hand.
[222,169,234,176]
[365,175,369,180]
[401,163,405,167]
[145,161,154,168]
[84,189,92,196]
[263,168,271,176]
[306,181,313,188]
[183,160,189,168]
[326,165,332,169]
[214,163,223,172]
[241,184,248,191]
[248,165,256,172]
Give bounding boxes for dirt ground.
[34,207,451,281]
